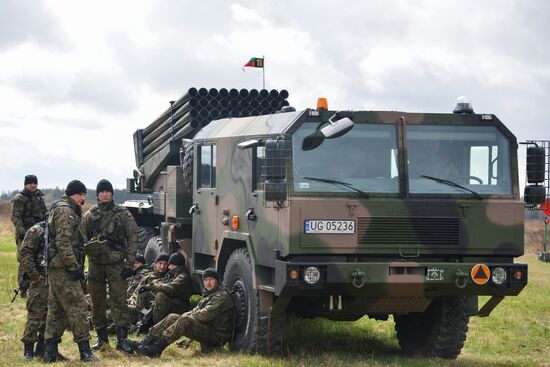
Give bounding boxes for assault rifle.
[11,276,26,303]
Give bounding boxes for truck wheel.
[144,236,165,265]
[182,143,193,193]
[137,227,156,256]
[394,296,469,359]
[223,248,284,355]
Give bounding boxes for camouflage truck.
[125,91,544,358]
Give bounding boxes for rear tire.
[223,248,284,355]
[144,236,165,265]
[394,296,469,359]
[137,227,156,256]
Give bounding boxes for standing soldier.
[80,179,137,353]
[43,180,98,363]
[18,221,48,360]
[11,174,47,298]
[127,268,234,357]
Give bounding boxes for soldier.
[43,180,98,363]
[128,268,234,358]
[11,174,47,298]
[18,221,48,360]
[80,179,138,353]
[126,255,150,299]
[141,252,192,323]
[128,254,170,330]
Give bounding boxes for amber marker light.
[289,269,299,280]
[231,215,239,230]
[317,97,328,110]
[513,271,523,280]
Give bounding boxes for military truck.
[125,90,545,358]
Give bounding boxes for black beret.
[155,254,169,263]
[24,175,38,185]
[96,179,113,195]
[203,267,220,281]
[65,180,87,196]
[169,252,186,266]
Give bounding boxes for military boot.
[115,326,134,354]
[23,343,34,360]
[136,336,168,358]
[77,341,99,362]
[91,327,109,350]
[43,339,68,363]
[34,338,45,358]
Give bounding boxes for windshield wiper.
[421,175,482,200]
[303,176,369,198]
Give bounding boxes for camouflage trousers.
[20,280,48,343]
[153,292,189,324]
[44,268,90,343]
[88,261,129,329]
[150,313,231,347]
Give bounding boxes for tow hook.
[455,269,467,288]
[351,268,365,288]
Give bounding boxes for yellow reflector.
[317,97,328,110]
[290,269,299,280]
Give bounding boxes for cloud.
[0,0,67,51]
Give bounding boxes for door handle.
[189,203,200,214]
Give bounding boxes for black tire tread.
[137,226,156,255]
[395,296,469,359]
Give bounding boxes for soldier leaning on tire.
[43,180,98,363]
[18,221,49,360]
[124,267,234,358]
[11,174,47,298]
[80,179,138,353]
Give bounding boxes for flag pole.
[262,55,265,89]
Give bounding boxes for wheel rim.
[232,279,249,332]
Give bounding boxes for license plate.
[304,220,355,234]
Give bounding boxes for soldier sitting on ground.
[126,255,151,299]
[18,220,49,360]
[124,267,234,358]
[128,254,170,329]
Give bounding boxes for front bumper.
[274,259,528,298]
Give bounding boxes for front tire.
[137,227,156,256]
[394,296,469,359]
[223,248,284,355]
[144,236,165,265]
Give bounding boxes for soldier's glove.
[121,267,134,279]
[67,268,85,281]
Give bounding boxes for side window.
[198,145,217,188]
[253,146,265,191]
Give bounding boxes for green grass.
[0,232,548,366]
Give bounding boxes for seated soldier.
[145,253,192,323]
[125,268,234,357]
[126,255,150,299]
[128,254,169,328]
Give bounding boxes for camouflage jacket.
[127,266,151,299]
[18,222,47,281]
[81,200,138,266]
[129,269,169,305]
[187,284,234,336]
[11,189,47,239]
[149,265,192,303]
[47,195,83,271]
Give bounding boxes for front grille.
[357,217,460,246]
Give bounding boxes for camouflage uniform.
[128,269,169,325]
[18,223,48,345]
[127,265,151,300]
[81,199,138,331]
[149,283,234,348]
[11,188,47,292]
[44,195,90,343]
[149,264,192,323]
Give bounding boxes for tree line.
[0,187,147,203]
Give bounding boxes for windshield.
[292,123,399,193]
[407,125,512,195]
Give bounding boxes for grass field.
[0,201,548,366]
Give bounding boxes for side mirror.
[302,111,354,151]
[526,146,545,184]
[524,185,546,205]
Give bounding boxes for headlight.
[304,266,321,284]
[491,267,507,285]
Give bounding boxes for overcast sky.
[1,0,549,192]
